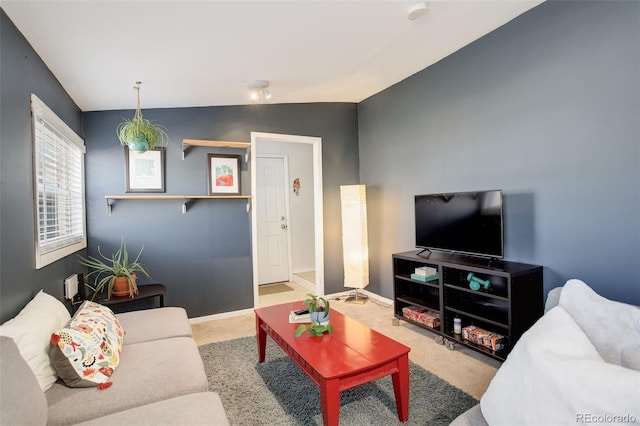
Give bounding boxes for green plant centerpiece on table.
[294,293,333,337]
[117,82,169,152]
[77,238,151,300]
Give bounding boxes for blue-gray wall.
[3,1,639,323]
[0,9,85,322]
[83,104,359,317]
[1,6,359,321]
[359,1,640,305]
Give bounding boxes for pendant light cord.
[134,82,143,121]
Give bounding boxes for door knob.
[281,224,288,230]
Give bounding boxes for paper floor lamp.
[340,184,369,304]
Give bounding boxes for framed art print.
[125,148,166,192]
[208,154,241,195]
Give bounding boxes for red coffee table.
[255,301,410,426]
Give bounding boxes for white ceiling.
[2,0,543,112]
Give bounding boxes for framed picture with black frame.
[208,154,241,195]
[125,147,166,193]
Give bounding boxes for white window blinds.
[31,94,86,269]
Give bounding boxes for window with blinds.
[31,94,86,269]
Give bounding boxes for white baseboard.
[325,289,393,306]
[292,274,315,291]
[189,308,254,324]
[189,289,393,324]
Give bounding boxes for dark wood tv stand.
[392,250,543,361]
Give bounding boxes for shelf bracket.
[244,146,250,163]
[106,198,113,216]
[181,142,191,160]
[246,200,251,213]
[182,198,194,214]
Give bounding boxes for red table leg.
[391,353,410,422]
[319,378,341,426]
[256,316,266,363]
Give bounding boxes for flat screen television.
[415,190,504,259]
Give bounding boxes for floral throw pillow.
[49,301,124,389]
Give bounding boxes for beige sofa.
[0,293,229,426]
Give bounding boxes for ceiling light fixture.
[248,80,272,103]
[408,2,428,20]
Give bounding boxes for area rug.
[258,283,295,296]
[199,337,477,426]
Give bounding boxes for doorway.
[251,132,324,309]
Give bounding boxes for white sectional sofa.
[0,291,229,425]
[451,279,640,425]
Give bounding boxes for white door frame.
[251,132,324,308]
[256,154,293,284]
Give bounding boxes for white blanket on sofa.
[559,279,640,370]
[481,281,640,425]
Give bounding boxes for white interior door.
[257,156,290,284]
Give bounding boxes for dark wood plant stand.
[95,283,166,308]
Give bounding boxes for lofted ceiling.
[2,0,543,112]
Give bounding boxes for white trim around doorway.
[250,132,324,309]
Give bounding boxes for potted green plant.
[294,293,333,337]
[78,238,151,300]
[117,82,169,152]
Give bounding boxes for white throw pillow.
[0,290,71,391]
[559,279,640,369]
[480,306,640,425]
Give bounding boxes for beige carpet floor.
[191,281,500,400]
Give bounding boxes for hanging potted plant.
[78,238,151,299]
[117,82,169,152]
[295,294,333,337]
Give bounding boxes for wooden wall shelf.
[182,139,251,160]
[105,195,252,215]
